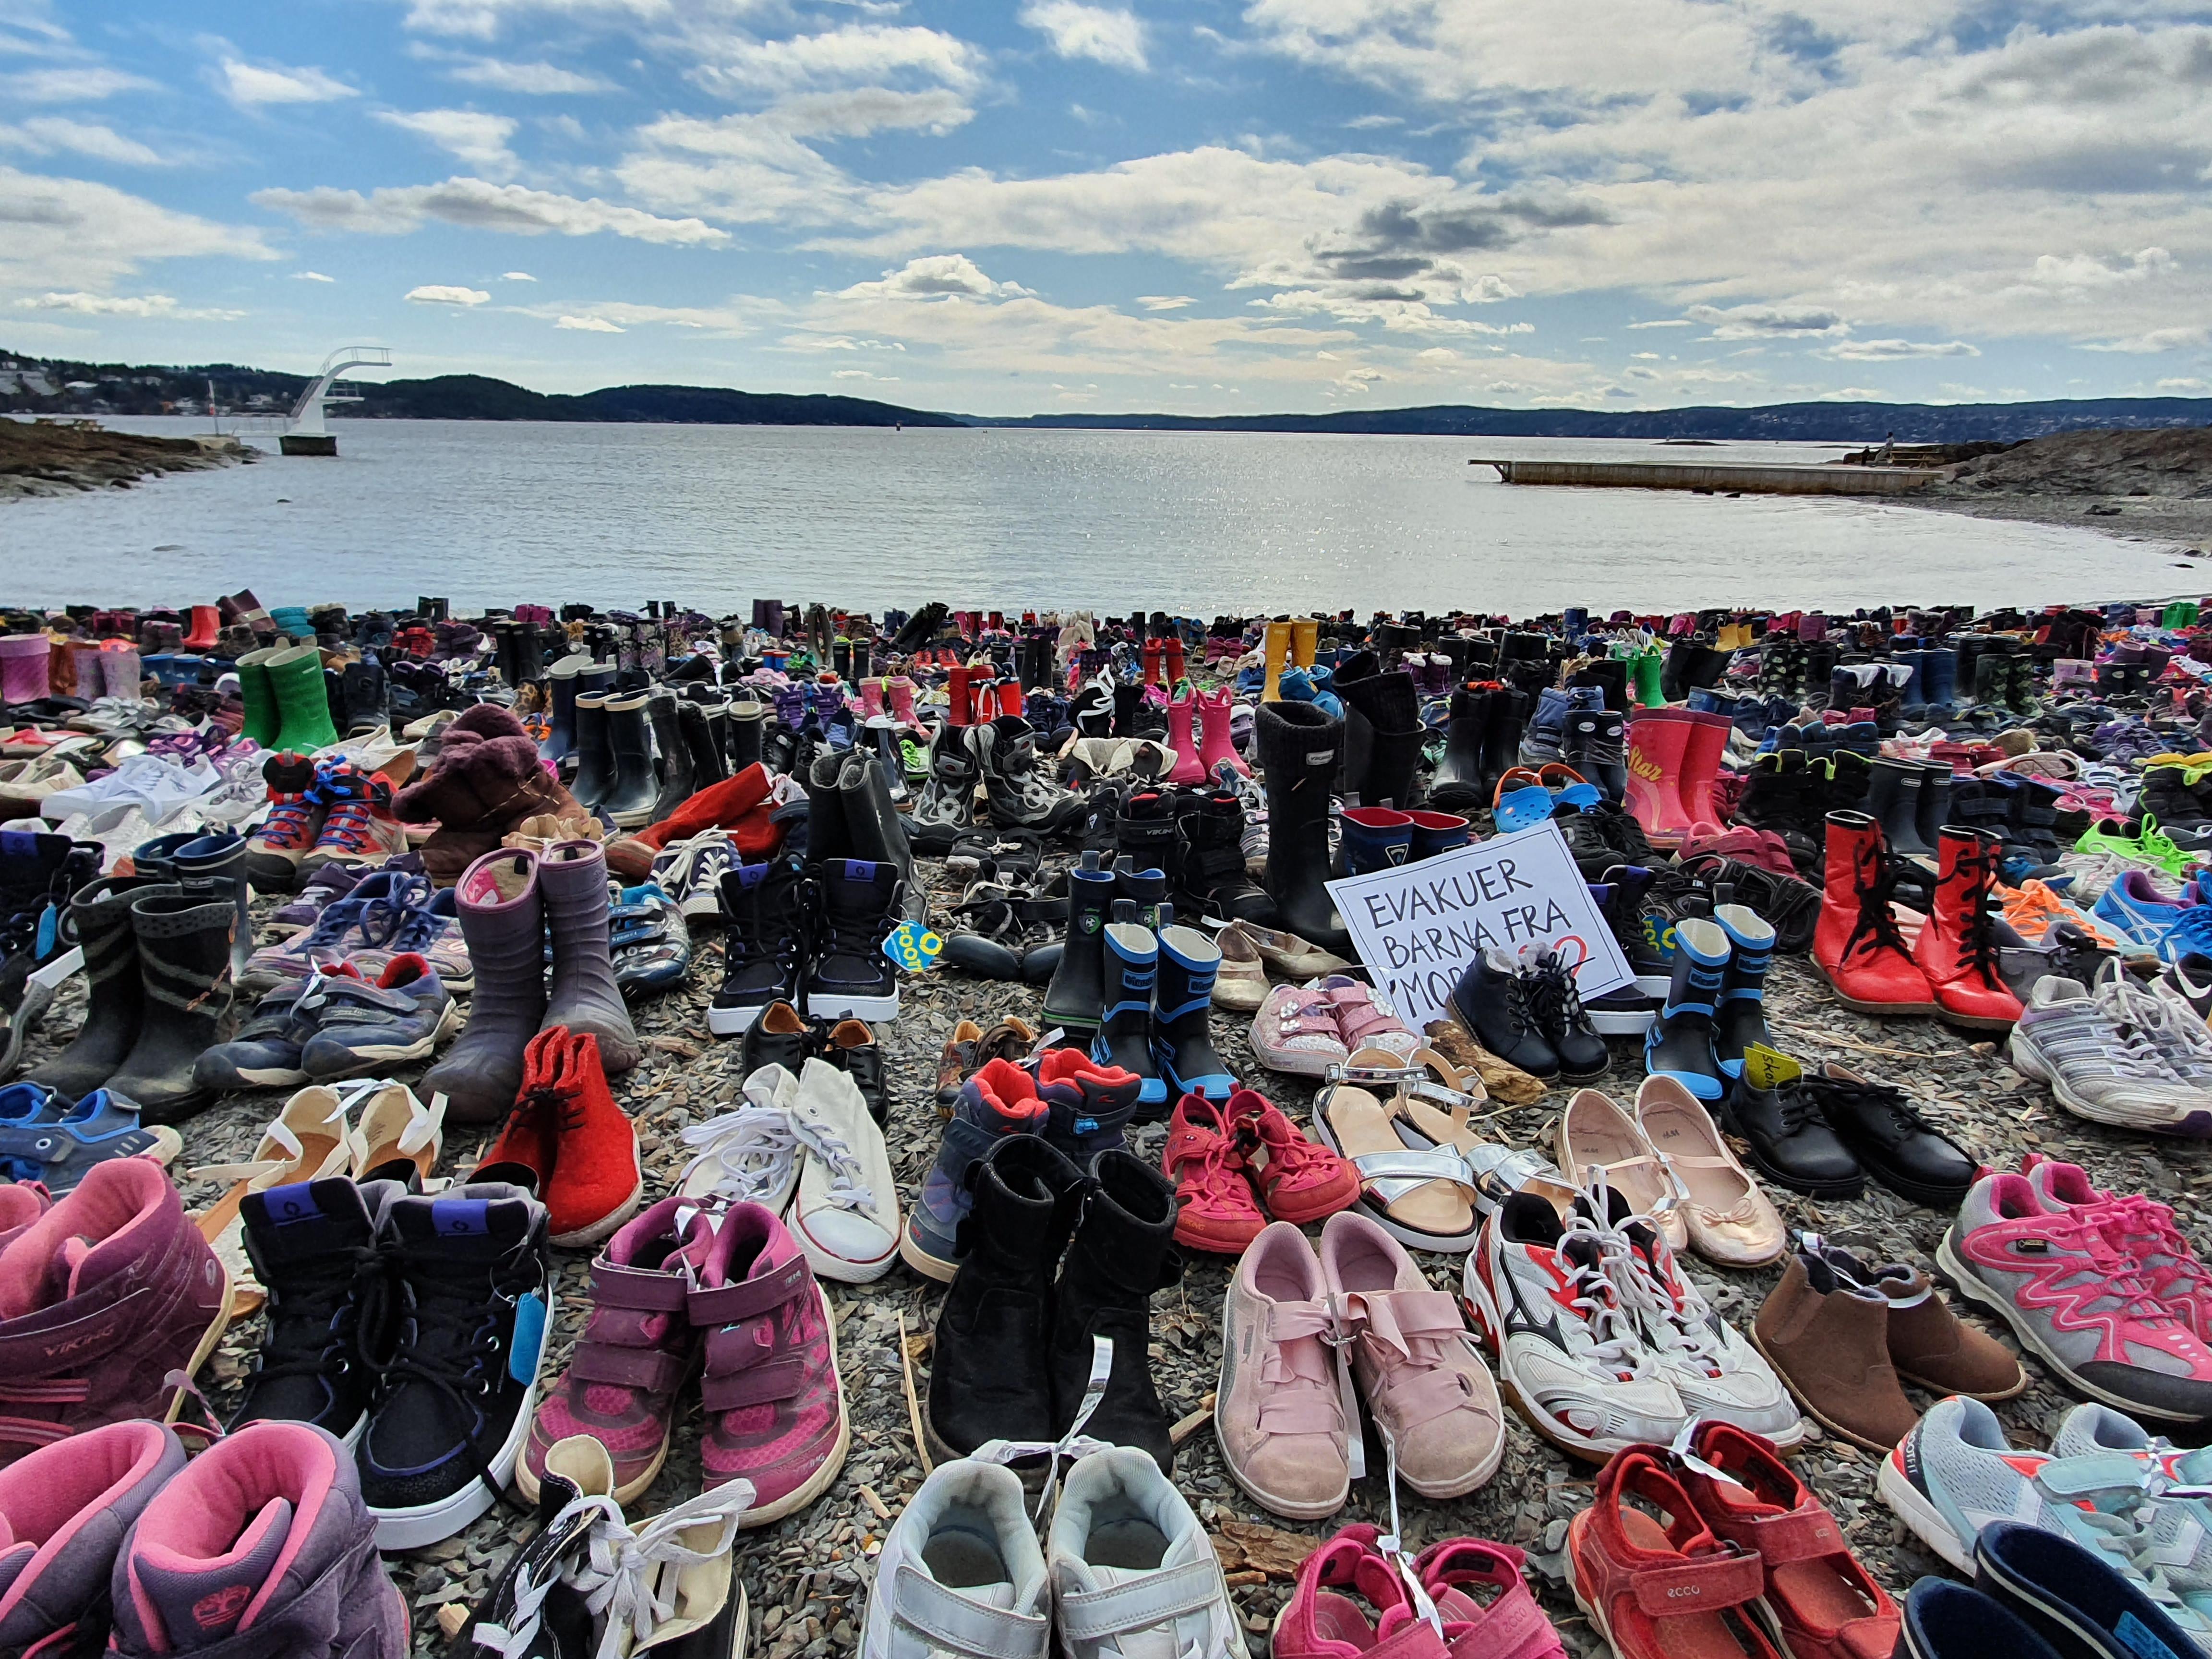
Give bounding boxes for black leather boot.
[646,692,694,824]
[105,884,239,1123]
[1254,701,1351,953]
[1447,948,1559,1080]
[925,1134,1081,1479]
[1042,851,1114,1034]
[1048,1150,1181,1474]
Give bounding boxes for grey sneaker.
[860,1458,1049,1659]
[1046,1447,1248,1659]
[2007,974,2212,1134]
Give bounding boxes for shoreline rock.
[0,420,254,504]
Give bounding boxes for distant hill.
[972,398,2212,443]
[346,374,960,428]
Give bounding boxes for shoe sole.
[1875,1445,1976,1572]
[738,1286,850,1527]
[1585,1009,1656,1036]
[706,1002,773,1036]
[1935,1231,2200,1421]
[371,1300,550,1550]
[805,990,899,1021]
[163,1261,239,1429]
[1747,1325,1898,1452]
[794,1214,898,1285]
[549,1173,643,1250]
[896,1220,958,1284]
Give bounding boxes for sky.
[2,0,2210,417]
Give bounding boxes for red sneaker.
[1163,1095,1266,1253]
[1229,1089,1358,1224]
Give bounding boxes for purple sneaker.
[108,1419,406,1657]
[519,1196,716,1506]
[896,1057,1050,1283]
[0,1157,230,1464]
[264,863,367,938]
[0,1419,185,1654]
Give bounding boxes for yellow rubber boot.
[1291,617,1319,668]
[1262,621,1292,702]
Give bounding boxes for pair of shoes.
[862,1449,1244,1659]
[422,839,640,1122]
[1210,916,1353,1009]
[1721,1046,1977,1204]
[924,1133,1181,1478]
[1641,904,1776,1096]
[1752,1233,2024,1449]
[1901,1525,2204,1659]
[2008,964,2212,1136]
[741,998,890,1122]
[1250,974,1419,1075]
[1276,1524,1568,1659]
[1163,1086,1356,1251]
[469,1026,643,1248]
[1449,943,1608,1083]
[239,868,430,991]
[242,755,407,891]
[902,1050,1142,1278]
[1570,1425,1895,1659]
[1940,1161,2212,1421]
[678,1055,901,1282]
[1555,1082,1784,1267]
[933,1013,1036,1114]
[707,853,904,1032]
[26,873,236,1121]
[194,953,458,1089]
[1621,707,1730,847]
[227,1176,554,1548]
[0,1418,406,1657]
[1310,1052,1498,1251]
[1464,1169,1800,1461]
[1092,909,1234,1117]
[0,1078,180,1191]
[516,1193,849,1525]
[1218,1213,1503,1520]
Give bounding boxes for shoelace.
[679,1106,798,1203]
[1550,1213,1651,1380]
[1174,1119,1256,1213]
[1604,1211,1727,1377]
[790,1114,873,1212]
[240,1236,382,1399]
[355,875,436,952]
[2083,1194,2210,1298]
[259,794,319,850]
[1843,837,1915,962]
[1503,964,1547,1041]
[2098,970,2212,1079]
[520,1481,756,1659]
[1530,958,1593,1039]
[1955,841,2008,988]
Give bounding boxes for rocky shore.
[0,420,253,503]
[1898,426,2212,557]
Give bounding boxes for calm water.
[0,419,2185,613]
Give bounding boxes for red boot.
[1912,826,2023,1029]
[1811,811,1938,1014]
[1677,710,1730,826]
[1142,638,1165,686]
[181,604,219,651]
[946,663,973,728]
[1625,708,1695,846]
[473,1027,642,1248]
[1162,636,1186,686]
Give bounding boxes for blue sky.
[3,0,2209,415]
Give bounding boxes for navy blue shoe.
[1899,1579,2066,1659]
[1150,924,1234,1111]
[1092,918,1165,1114]
[1975,1522,2202,1659]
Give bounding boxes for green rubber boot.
[235,645,285,746]
[266,643,339,752]
[1631,649,1665,707]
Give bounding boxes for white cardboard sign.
[1323,818,1635,1033]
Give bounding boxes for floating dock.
[1471,458,1949,495]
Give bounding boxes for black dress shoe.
[1809,1063,1975,1206]
[1720,1048,1863,1198]
[739,998,819,1074]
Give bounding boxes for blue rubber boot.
[1150,925,1234,1114]
[1092,918,1165,1117]
[1643,914,1728,1100]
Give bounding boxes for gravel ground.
[28,852,2211,1658]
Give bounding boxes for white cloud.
[689,24,984,96]
[218,58,357,106]
[407,284,491,304]
[556,313,624,330]
[2082,325,2212,354]
[3,67,153,103]
[445,56,617,93]
[0,165,276,291]
[13,290,243,320]
[2022,247,2177,293]
[255,176,729,245]
[839,254,1031,301]
[292,269,335,281]
[1137,295,1194,310]
[2158,377,2209,392]
[0,117,164,165]
[1822,338,1981,360]
[377,108,520,176]
[398,0,679,40]
[502,270,537,280]
[1018,1,1148,72]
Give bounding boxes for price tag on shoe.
[882,920,944,974]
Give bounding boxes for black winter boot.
[1042,851,1114,1034]
[1254,701,1351,953]
[105,883,238,1122]
[1173,791,1276,925]
[647,692,694,825]
[680,699,728,788]
[1116,791,1184,898]
[1048,1150,1181,1474]
[1448,949,1559,1081]
[28,876,159,1099]
[805,750,855,865]
[925,1134,1081,1478]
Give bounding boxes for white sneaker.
[653,830,735,923]
[787,1056,899,1282]
[861,1459,1049,1659]
[677,1064,803,1210]
[48,802,179,874]
[41,752,220,825]
[1046,1447,1248,1659]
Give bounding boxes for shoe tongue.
[134,1497,293,1650]
[58,1234,97,1299]
[392,1187,531,1259]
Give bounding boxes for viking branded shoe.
[0,1419,185,1657]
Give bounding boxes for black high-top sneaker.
[803,859,902,1021]
[1447,948,1560,1081]
[707,855,810,1035]
[971,716,1086,835]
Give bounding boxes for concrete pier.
[1472,458,1948,495]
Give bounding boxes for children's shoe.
[1163,1094,1267,1253]
[860,1457,1049,1659]
[0,1081,181,1192]
[899,1056,1049,1281]
[1975,1522,2207,1659]
[108,1419,408,1659]
[1897,1580,2065,1659]
[2024,1156,2212,1343]
[1045,1446,1248,1659]
[242,751,325,890]
[474,1027,643,1250]
[298,762,408,872]
[296,953,459,1082]
[1215,1222,1351,1520]
[357,1181,553,1549]
[0,1419,185,1656]
[1233,1088,1359,1224]
[1414,1538,1569,1659]
[689,1200,849,1525]
[519,1196,716,1505]
[786,1055,900,1283]
[1275,1524,1455,1659]
[347,885,471,992]
[264,861,368,937]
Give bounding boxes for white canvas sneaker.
[861,1459,1050,1659]
[677,1064,804,1211]
[787,1056,900,1282]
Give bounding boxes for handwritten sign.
[1324,818,1633,1031]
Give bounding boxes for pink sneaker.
[1214,1221,1350,1521]
[1275,1524,1456,1659]
[520,1196,716,1505]
[2026,1156,2212,1345]
[1320,1211,1504,1499]
[1319,976,1420,1062]
[1250,984,1350,1077]
[1414,1539,1567,1659]
[690,1201,849,1524]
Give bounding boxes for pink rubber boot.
[887,676,920,732]
[0,635,49,706]
[1197,687,1250,777]
[1624,708,1696,846]
[860,677,886,720]
[1167,690,1206,785]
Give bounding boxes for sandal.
[1415,1539,1569,1659]
[1555,1088,1689,1250]
[345,1078,445,1187]
[1311,1063,1480,1252]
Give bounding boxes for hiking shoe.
[1462,1190,1685,1461]
[1939,1168,2212,1422]
[518,1195,715,1506]
[357,1182,553,1549]
[898,1057,1049,1280]
[298,762,408,873]
[297,953,459,1081]
[228,1177,408,1443]
[2025,1157,2212,1343]
[689,1200,849,1524]
[1214,1221,1350,1519]
[2008,974,2212,1134]
[2044,1403,2212,1624]
[242,752,325,890]
[860,1458,1049,1659]
[803,859,902,1020]
[0,1157,230,1462]
[708,857,809,1035]
[1044,1447,1246,1659]
[108,1419,407,1659]
[0,1419,185,1656]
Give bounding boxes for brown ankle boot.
[1752,1249,1918,1452]
[1812,1247,2026,1399]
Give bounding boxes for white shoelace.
[791,1113,872,1214]
[678,1106,798,1203]
[1552,1210,1651,1376]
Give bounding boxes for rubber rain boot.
[1254,701,1352,954]
[569,693,614,809]
[540,839,641,1074]
[1912,826,2023,1030]
[1195,687,1250,779]
[1261,622,1291,702]
[423,848,548,1121]
[1865,757,1932,858]
[646,692,694,824]
[1047,1149,1181,1474]
[1430,688,1490,809]
[1092,916,1164,1118]
[1624,708,1696,847]
[1676,710,1730,827]
[1291,617,1319,668]
[600,692,659,829]
[1644,914,1728,1102]
[235,646,284,746]
[104,884,238,1123]
[1712,903,1776,1078]
[27,876,158,1100]
[1913,761,1953,854]
[1811,811,1938,1015]
[1334,806,1413,875]
[1150,925,1234,1109]
[266,644,339,752]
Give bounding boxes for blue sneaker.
[2094,868,2188,944]
[0,1082,180,1194]
[297,954,459,1081]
